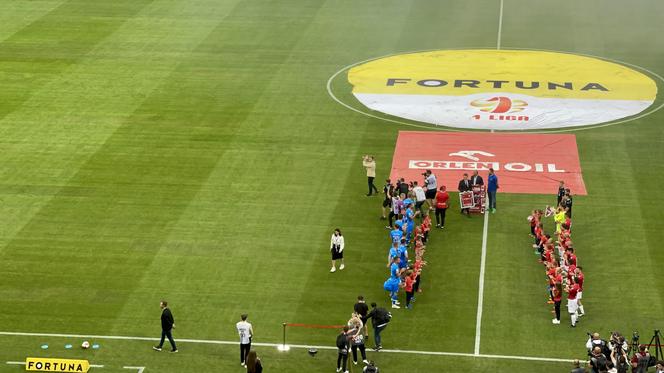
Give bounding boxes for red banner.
[390,132,587,195]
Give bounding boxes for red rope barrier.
[286,323,345,329]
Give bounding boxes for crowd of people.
[528,181,584,327]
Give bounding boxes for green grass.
[0,0,663,372]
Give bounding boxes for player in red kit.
[566,279,580,327]
[575,267,585,317]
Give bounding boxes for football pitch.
[1,0,663,372]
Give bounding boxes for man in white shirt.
[423,170,437,210]
[412,181,426,214]
[236,314,254,367]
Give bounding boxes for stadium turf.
[0,0,663,372]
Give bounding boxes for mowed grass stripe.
[0,0,245,330]
[104,0,353,346]
[0,0,66,43]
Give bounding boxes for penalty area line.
[0,331,575,364]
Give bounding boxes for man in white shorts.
[566,279,580,327]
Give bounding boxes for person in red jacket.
[434,186,449,228]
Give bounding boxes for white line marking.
[123,367,145,373]
[1,330,576,364]
[497,0,504,49]
[91,365,105,368]
[474,208,490,355]
[326,48,664,133]
[6,361,25,365]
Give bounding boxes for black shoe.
[153,346,162,351]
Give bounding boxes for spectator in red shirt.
[631,345,651,373]
[434,186,449,228]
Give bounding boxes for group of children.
[529,203,586,327]
[383,200,430,309]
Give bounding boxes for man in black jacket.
[458,173,472,216]
[470,170,484,186]
[366,302,391,351]
[354,295,369,337]
[153,301,178,353]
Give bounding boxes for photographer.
[609,346,629,373]
[608,332,628,355]
[630,344,651,373]
[589,346,608,373]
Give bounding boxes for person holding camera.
[630,344,651,373]
[586,332,609,356]
[590,346,608,373]
[610,346,629,373]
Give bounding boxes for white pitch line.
[123,367,145,373]
[474,207,490,355]
[6,361,25,365]
[0,331,576,364]
[497,0,504,49]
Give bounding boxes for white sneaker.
[339,264,345,270]
[552,319,560,324]
[363,360,369,365]
[336,368,342,373]
[391,303,400,309]
[353,361,357,365]
[330,267,336,273]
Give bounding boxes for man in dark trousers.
[557,181,566,207]
[366,302,391,351]
[470,170,484,186]
[353,295,369,337]
[563,189,573,218]
[458,173,472,216]
[153,301,178,353]
[336,326,350,373]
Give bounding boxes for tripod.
[647,329,663,361]
[629,331,640,356]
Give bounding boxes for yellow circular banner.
[347,50,658,130]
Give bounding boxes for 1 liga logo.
[470,96,529,122]
[347,50,658,130]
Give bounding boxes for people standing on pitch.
[434,186,449,228]
[330,228,345,273]
[236,314,253,367]
[557,181,566,206]
[384,257,401,308]
[423,170,437,211]
[348,312,368,365]
[411,181,427,216]
[246,350,263,373]
[551,282,562,325]
[458,173,472,216]
[487,168,499,213]
[153,301,178,353]
[363,155,379,196]
[386,191,402,229]
[563,189,573,218]
[574,267,585,317]
[353,296,369,337]
[565,278,580,327]
[366,302,392,351]
[381,179,393,221]
[470,170,484,186]
[336,326,350,373]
